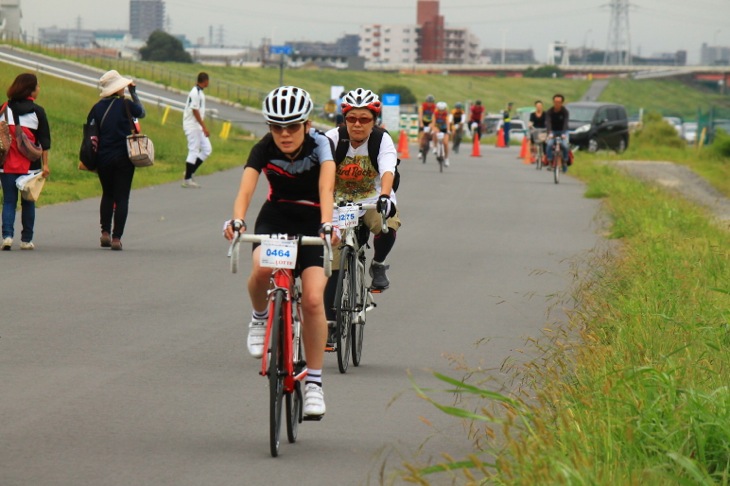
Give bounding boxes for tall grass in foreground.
[401,160,730,484]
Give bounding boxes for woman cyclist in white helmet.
[224,85,336,418]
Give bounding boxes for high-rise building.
[417,0,444,63]
[130,0,165,41]
[0,0,22,40]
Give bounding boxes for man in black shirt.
[545,94,571,169]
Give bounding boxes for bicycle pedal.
[324,345,336,352]
[303,414,324,422]
[369,287,386,294]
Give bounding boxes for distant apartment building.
[0,0,22,40]
[130,0,165,41]
[359,24,418,64]
[701,43,730,66]
[443,27,480,64]
[359,0,480,65]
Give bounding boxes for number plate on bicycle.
[336,206,359,230]
[260,238,298,269]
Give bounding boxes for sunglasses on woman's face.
[345,116,374,125]
[269,122,304,134]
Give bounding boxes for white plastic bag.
[16,170,46,202]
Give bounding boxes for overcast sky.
[17,0,730,64]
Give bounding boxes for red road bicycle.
[229,232,331,457]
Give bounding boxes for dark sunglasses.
[345,116,374,125]
[269,122,304,134]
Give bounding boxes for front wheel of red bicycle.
[269,290,285,457]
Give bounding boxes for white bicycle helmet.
[341,88,382,115]
[262,86,313,125]
[436,101,448,110]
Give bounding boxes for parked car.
[663,116,684,138]
[682,122,698,144]
[497,119,527,143]
[484,114,502,134]
[566,102,630,153]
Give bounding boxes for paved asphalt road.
[0,142,601,485]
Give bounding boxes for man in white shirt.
[182,72,211,188]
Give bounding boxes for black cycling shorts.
[254,201,324,272]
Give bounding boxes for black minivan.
[567,102,630,153]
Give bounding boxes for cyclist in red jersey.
[469,100,485,139]
[417,94,436,159]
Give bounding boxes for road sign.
[270,45,292,55]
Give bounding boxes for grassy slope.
[0,63,254,206]
[599,78,730,119]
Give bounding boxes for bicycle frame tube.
[260,268,304,393]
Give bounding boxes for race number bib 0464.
[260,238,298,269]
[336,205,359,230]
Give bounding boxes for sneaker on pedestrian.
[444,158,450,167]
[111,238,123,251]
[20,241,35,250]
[181,178,201,188]
[303,383,326,417]
[2,237,12,250]
[369,261,390,290]
[100,231,112,248]
[247,319,266,358]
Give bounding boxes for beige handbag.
[124,100,154,167]
[126,134,155,167]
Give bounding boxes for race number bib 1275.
[336,205,359,230]
[260,238,298,269]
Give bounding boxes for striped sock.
[306,369,322,387]
[252,309,268,321]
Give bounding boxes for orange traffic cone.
[397,130,410,159]
[495,128,506,148]
[519,136,531,164]
[470,132,482,157]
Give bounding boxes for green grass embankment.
[402,151,730,485]
[1,64,254,205]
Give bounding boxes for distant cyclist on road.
[431,101,451,167]
[223,86,336,418]
[450,102,466,154]
[469,99,485,139]
[417,94,436,160]
[545,94,571,171]
[529,100,547,162]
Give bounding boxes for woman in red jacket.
[1,73,51,251]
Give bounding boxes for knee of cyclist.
[300,292,324,316]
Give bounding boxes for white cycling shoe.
[303,383,326,417]
[247,320,266,358]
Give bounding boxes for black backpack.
[333,125,400,192]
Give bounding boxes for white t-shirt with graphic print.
[325,128,398,207]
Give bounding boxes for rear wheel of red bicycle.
[335,247,354,373]
[269,291,285,457]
